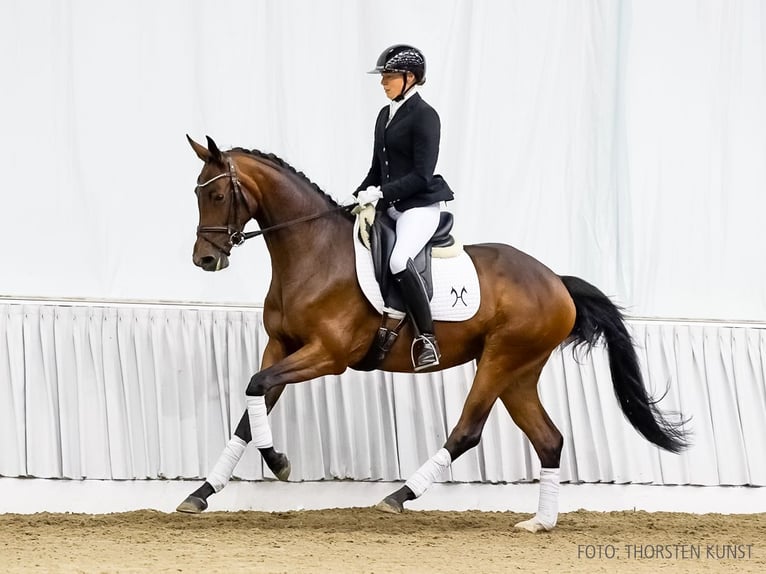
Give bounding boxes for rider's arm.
[355,108,386,194]
[355,149,381,194]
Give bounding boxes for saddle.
[367,210,456,312]
[352,207,478,371]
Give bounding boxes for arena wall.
[2,300,763,489]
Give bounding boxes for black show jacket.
[356,93,454,211]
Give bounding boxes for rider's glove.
[356,185,383,206]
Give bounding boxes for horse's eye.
[214,193,225,202]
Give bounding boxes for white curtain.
[1,0,765,320]
[2,302,764,486]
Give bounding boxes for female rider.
[355,44,454,371]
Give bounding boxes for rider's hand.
[356,185,383,206]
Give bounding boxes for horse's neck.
[247,161,351,279]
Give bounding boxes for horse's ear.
[187,134,210,162]
[206,136,223,164]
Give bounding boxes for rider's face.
[381,72,414,100]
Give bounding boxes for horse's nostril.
[197,254,228,272]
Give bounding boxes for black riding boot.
[393,259,441,371]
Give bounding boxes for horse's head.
[188,135,254,272]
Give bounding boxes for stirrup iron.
[411,334,440,372]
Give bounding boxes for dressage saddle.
[367,211,455,312]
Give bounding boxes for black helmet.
[368,44,426,85]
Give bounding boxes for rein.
[196,155,352,254]
[236,206,351,241]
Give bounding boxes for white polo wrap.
[405,448,452,498]
[246,395,274,449]
[535,467,560,529]
[207,435,247,493]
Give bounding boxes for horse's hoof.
[374,496,403,514]
[273,454,291,482]
[176,495,208,514]
[514,517,554,533]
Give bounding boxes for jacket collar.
[385,91,421,130]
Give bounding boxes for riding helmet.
[368,44,426,85]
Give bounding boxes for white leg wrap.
[404,448,452,498]
[534,467,560,529]
[207,436,247,493]
[246,395,273,449]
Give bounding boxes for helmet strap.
[395,72,414,102]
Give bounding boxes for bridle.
[195,154,351,256]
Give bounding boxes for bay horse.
[177,135,688,531]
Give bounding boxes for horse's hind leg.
[376,359,504,513]
[176,384,288,513]
[499,374,564,532]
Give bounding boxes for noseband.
[195,154,352,256]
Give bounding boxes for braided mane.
[230,147,353,222]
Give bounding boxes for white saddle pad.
[353,220,480,322]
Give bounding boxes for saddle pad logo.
[451,286,468,307]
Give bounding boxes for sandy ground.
[0,508,763,573]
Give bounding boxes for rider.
[354,44,454,371]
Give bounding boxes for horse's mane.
[230,147,354,222]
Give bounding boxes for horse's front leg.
[245,340,345,467]
[177,341,289,513]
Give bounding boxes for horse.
[177,135,688,531]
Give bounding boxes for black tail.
[560,275,690,453]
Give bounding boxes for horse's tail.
[559,275,690,453]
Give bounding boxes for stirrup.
[411,334,440,372]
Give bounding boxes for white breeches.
[387,203,441,274]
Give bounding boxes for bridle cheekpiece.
[195,155,248,255]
